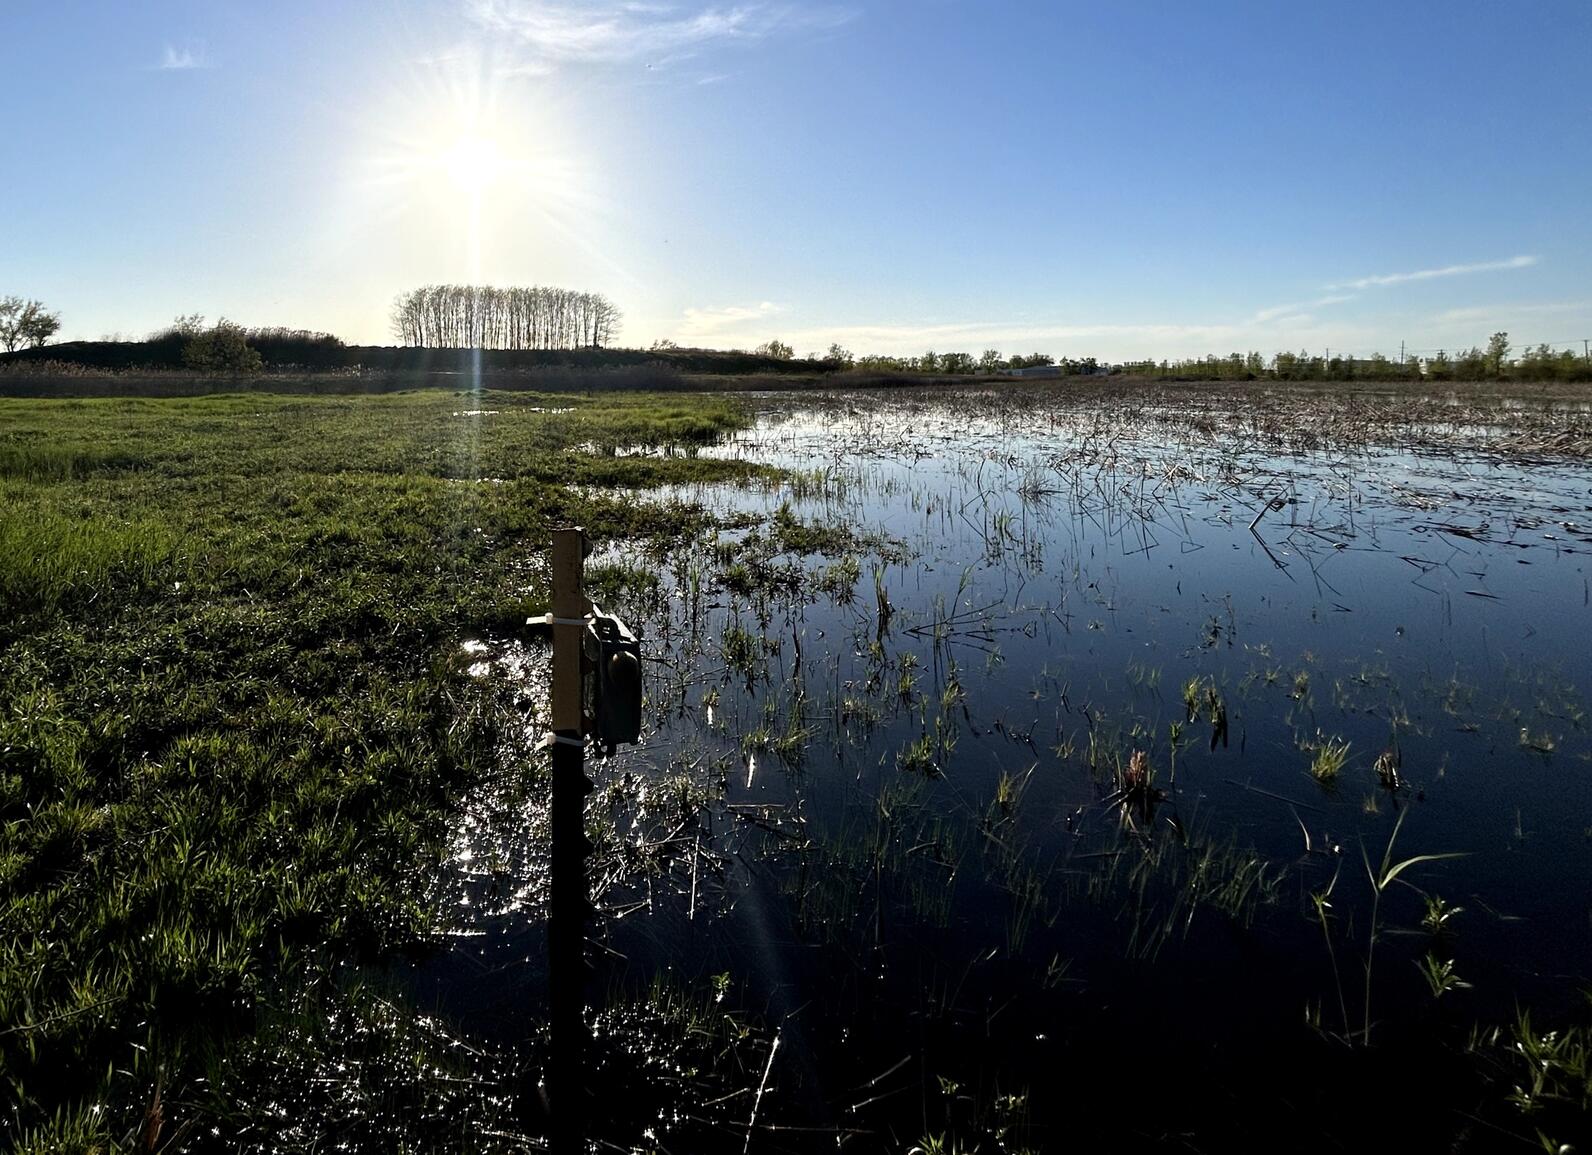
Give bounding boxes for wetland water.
[430,388,1592,1150]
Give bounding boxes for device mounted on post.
[582,606,642,754]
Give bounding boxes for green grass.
[1309,735,1352,783]
[0,387,760,1147]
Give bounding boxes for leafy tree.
[978,349,1004,372]
[0,296,18,351]
[0,296,62,352]
[825,343,854,367]
[1486,331,1511,376]
[940,351,974,374]
[755,339,793,360]
[917,350,939,373]
[1518,343,1582,381]
[182,318,263,373]
[1454,346,1487,378]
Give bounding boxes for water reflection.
[423,388,1592,1149]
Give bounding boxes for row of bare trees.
[390,284,621,350]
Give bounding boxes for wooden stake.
[548,527,591,1155]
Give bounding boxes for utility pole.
[1400,340,1405,365]
[1583,338,1589,361]
[548,527,594,1155]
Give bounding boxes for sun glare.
[351,50,615,289]
[439,133,504,194]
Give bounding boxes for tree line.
[1119,333,1592,382]
[731,340,1101,375]
[390,285,622,350]
[734,331,1589,382]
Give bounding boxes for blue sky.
[4,0,1590,360]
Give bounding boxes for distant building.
[1008,365,1063,379]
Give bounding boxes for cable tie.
[536,732,586,750]
[540,613,592,627]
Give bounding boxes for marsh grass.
[1309,734,1352,784]
[0,494,182,611]
[1467,1009,1592,1152]
[0,387,759,1146]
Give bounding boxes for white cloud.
[1434,299,1592,325]
[1249,294,1356,324]
[1330,255,1538,292]
[662,284,1578,362]
[156,42,210,70]
[468,1,855,68]
[647,310,1398,361]
[790,319,1247,351]
[679,299,785,338]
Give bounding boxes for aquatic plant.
[898,733,939,777]
[1421,894,1463,936]
[1114,749,1163,830]
[1373,746,1404,791]
[1310,735,1352,784]
[1416,953,1470,999]
[1359,811,1467,1043]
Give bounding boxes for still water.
[429,389,1592,1150]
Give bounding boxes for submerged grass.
[0,388,759,1147]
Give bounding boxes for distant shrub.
[245,327,345,369]
[182,319,263,374]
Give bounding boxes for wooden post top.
[551,527,591,733]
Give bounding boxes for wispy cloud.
[156,41,211,70]
[793,320,1249,350]
[1330,255,1538,292]
[659,306,1394,360]
[1249,294,1356,324]
[680,300,785,337]
[1433,299,1592,325]
[468,1,855,68]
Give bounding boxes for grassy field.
[0,389,765,1151]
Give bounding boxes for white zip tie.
[537,732,586,751]
[540,613,591,627]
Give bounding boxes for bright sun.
[439,133,505,194]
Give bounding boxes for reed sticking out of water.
[1360,812,1466,1044]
